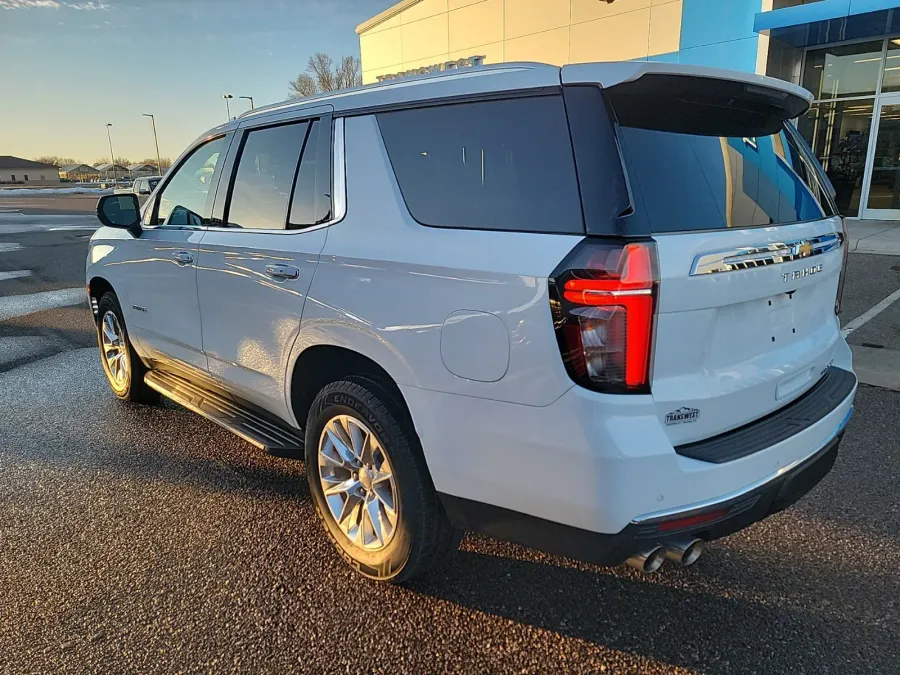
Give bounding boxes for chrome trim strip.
[331,117,347,223]
[631,404,854,524]
[690,232,843,276]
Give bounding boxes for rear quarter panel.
[295,114,582,408]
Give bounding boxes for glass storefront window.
[798,101,874,216]
[867,103,900,210]
[880,39,900,92]
[802,41,884,100]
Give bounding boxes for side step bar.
[144,370,304,452]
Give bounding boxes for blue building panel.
[755,0,900,34]
[681,0,762,50]
[678,37,760,72]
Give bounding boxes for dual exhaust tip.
[626,539,704,574]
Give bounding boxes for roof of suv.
[197,61,811,144]
[235,62,560,123]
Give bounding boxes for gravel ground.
[0,347,897,674]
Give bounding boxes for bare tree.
[288,53,362,99]
[140,157,172,171]
[94,157,131,167]
[289,73,318,99]
[34,156,77,167]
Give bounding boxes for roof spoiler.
[562,62,813,137]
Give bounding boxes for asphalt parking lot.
[1,197,899,673]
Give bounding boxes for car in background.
[115,176,161,205]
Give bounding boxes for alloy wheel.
[101,310,129,387]
[318,414,398,551]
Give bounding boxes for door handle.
[265,264,300,280]
[172,250,194,265]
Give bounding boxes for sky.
[0,0,392,164]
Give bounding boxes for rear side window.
[227,121,308,230]
[288,118,333,228]
[377,95,584,234]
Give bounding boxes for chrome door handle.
[265,264,300,280]
[172,250,194,265]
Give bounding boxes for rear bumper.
[440,421,846,566]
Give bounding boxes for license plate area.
[767,291,800,346]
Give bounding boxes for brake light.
[550,240,658,393]
[835,218,849,315]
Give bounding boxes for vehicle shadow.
[407,540,900,674]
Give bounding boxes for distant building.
[95,163,128,180]
[127,163,158,178]
[0,156,60,185]
[59,164,101,182]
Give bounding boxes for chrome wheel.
[100,310,129,387]
[318,414,398,551]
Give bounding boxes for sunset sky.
[0,0,390,164]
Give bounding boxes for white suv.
[87,61,857,581]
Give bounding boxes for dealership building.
[357,0,900,220]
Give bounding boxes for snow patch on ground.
[0,187,112,196]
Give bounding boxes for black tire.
[305,376,460,582]
[96,292,159,404]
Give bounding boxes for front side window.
[156,136,227,226]
[227,122,309,230]
[376,96,584,234]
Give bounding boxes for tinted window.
[289,119,332,227]
[156,136,226,226]
[618,125,830,233]
[377,96,584,234]
[148,178,160,190]
[228,122,308,230]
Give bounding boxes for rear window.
[376,95,584,234]
[564,81,835,235]
[618,124,833,233]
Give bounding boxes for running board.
[144,370,304,452]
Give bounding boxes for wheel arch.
[87,276,115,323]
[288,342,413,436]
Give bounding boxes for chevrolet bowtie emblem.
[796,241,814,258]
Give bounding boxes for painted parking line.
[0,243,23,253]
[842,286,900,337]
[0,270,32,282]
[0,287,85,322]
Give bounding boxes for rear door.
[195,112,335,421]
[562,65,846,444]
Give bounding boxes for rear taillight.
[550,239,659,394]
[836,218,849,315]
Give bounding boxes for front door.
[862,94,900,219]
[197,115,335,422]
[126,135,230,371]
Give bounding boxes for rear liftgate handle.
[265,263,300,280]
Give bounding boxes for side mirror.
[97,193,141,237]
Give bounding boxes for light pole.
[105,123,116,182]
[142,113,163,175]
[223,94,233,121]
[239,95,254,110]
